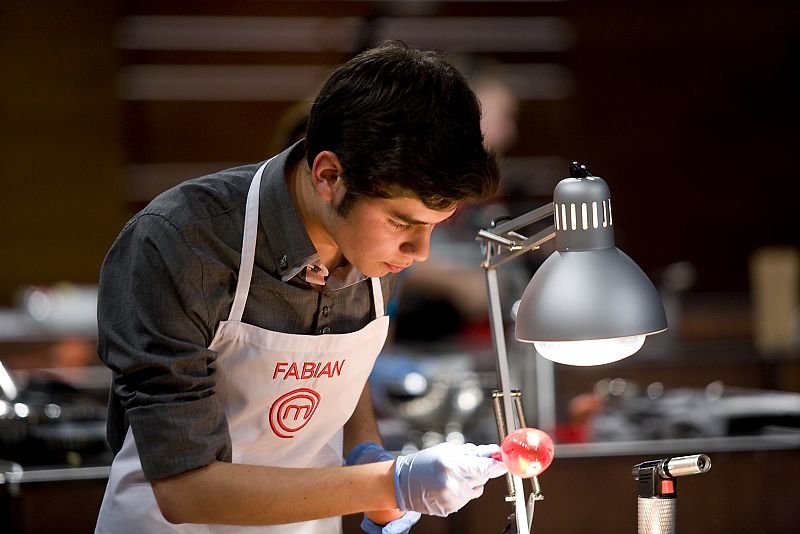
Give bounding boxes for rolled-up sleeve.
[98,212,232,480]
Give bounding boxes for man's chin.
[367,266,391,277]
[355,261,410,277]
[358,263,391,277]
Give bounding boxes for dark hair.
[305,41,500,216]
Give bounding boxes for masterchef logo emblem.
[268,388,321,438]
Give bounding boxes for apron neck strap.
[228,158,387,324]
[370,277,384,319]
[229,159,270,322]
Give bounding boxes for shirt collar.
[258,140,367,290]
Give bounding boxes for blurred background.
[0,1,798,532]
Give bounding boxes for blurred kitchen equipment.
[369,352,489,448]
[0,365,109,467]
[588,380,800,442]
[17,283,98,338]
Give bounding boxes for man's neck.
[285,160,343,272]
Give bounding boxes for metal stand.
[478,208,555,534]
[632,454,711,534]
[491,390,544,534]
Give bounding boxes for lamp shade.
[515,248,668,340]
[514,165,667,365]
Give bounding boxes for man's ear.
[310,151,344,202]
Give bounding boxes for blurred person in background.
[471,63,520,158]
[94,41,507,534]
[392,59,524,346]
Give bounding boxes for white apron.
[96,159,390,533]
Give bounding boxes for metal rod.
[489,202,554,236]
[476,229,521,249]
[475,202,556,270]
[492,391,510,441]
[485,266,529,534]
[492,391,516,500]
[512,391,544,502]
[527,493,537,531]
[512,390,526,427]
[485,268,515,445]
[480,226,556,269]
[534,354,556,435]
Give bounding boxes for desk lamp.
[476,162,668,533]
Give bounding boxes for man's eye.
[389,220,411,230]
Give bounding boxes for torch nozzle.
[660,454,711,478]
[632,454,711,481]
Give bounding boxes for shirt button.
[322,306,329,317]
[320,326,331,334]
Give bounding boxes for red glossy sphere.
[499,427,555,477]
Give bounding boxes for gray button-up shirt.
[97,141,397,479]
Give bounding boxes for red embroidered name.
[272,360,346,380]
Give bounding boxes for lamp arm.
[479,226,556,270]
[488,202,555,236]
[476,202,558,534]
[477,202,556,270]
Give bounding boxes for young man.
[95,41,506,534]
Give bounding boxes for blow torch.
[632,454,711,534]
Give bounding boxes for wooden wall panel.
[0,1,125,304]
[2,0,798,309]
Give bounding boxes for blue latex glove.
[360,511,422,534]
[346,441,395,466]
[394,443,507,517]
[346,442,422,534]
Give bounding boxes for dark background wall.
[1,0,798,313]
[561,1,800,292]
[1,3,798,533]
[0,1,124,304]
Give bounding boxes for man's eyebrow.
[391,211,454,226]
[393,214,430,226]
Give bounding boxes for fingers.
[454,453,507,482]
[488,458,509,478]
[475,444,501,458]
[468,485,485,500]
[472,444,508,479]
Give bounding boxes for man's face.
[329,195,456,277]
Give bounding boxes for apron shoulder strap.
[229,160,271,322]
[230,157,384,325]
[370,277,385,319]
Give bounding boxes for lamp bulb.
[533,334,646,366]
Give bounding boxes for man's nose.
[400,228,432,262]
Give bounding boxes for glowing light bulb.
[491,427,555,478]
[534,334,646,366]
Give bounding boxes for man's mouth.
[385,262,411,273]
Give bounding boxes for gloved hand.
[360,510,423,534]
[394,443,507,517]
[346,442,422,534]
